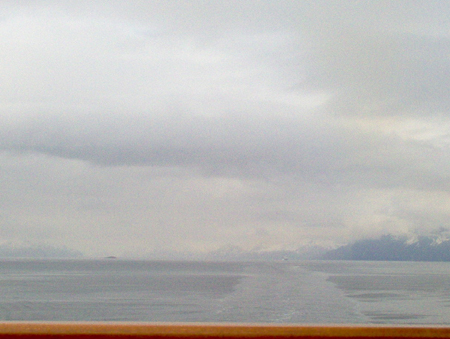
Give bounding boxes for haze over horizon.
[1,1,450,257]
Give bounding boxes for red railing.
[0,323,449,339]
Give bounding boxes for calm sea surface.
[0,259,450,324]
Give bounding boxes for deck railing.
[0,323,449,339]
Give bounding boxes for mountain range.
[321,234,450,261]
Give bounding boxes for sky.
[1,0,450,257]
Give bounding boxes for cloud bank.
[1,1,450,256]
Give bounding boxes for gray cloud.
[0,1,449,256]
[306,30,450,116]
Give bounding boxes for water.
[0,259,450,324]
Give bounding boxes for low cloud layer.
[1,1,450,256]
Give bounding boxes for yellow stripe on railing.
[0,323,449,339]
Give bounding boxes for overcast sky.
[1,0,450,257]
